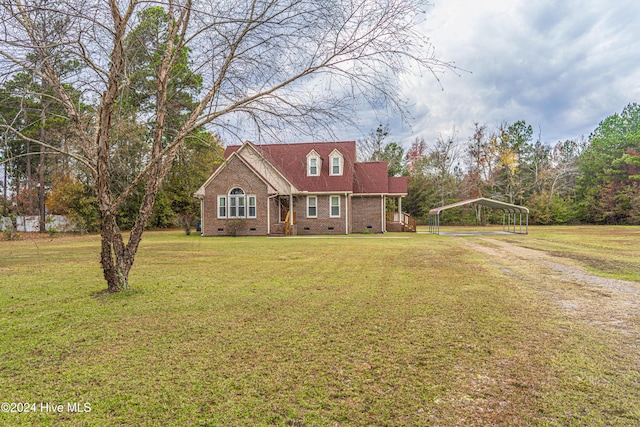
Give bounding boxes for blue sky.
[350,0,640,147]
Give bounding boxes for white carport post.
[519,212,522,234]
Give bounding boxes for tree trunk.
[39,107,46,233]
[26,141,31,186]
[2,161,7,216]
[39,148,46,232]
[100,214,129,292]
[98,159,166,292]
[97,25,178,292]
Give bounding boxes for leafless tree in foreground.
[0,0,453,292]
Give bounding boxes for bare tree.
[549,138,582,198]
[357,124,389,162]
[427,130,460,206]
[465,122,493,198]
[0,0,452,292]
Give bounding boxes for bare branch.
[0,122,96,172]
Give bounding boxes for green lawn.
[1,228,639,426]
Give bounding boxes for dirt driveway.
[455,236,640,339]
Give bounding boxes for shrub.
[175,213,197,235]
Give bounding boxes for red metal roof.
[256,141,355,192]
[388,176,408,194]
[353,162,389,193]
[223,141,407,195]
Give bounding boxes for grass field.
[1,227,639,426]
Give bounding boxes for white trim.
[300,191,353,195]
[289,195,294,226]
[200,199,204,235]
[329,149,344,176]
[345,193,349,234]
[381,195,386,232]
[306,195,318,218]
[351,193,408,197]
[247,195,257,218]
[308,157,319,176]
[194,149,279,198]
[267,194,278,234]
[330,195,341,218]
[306,149,321,177]
[217,195,227,218]
[331,156,340,175]
[240,142,298,193]
[227,187,251,218]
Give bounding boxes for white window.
[329,149,343,176]
[248,195,256,218]
[308,156,318,176]
[229,197,236,217]
[307,150,321,176]
[225,188,256,219]
[330,195,340,217]
[218,195,226,218]
[307,196,317,218]
[331,157,341,175]
[229,187,245,218]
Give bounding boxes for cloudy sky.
[361,0,640,148]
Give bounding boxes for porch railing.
[386,211,416,232]
[284,211,297,236]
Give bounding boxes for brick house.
[194,141,415,236]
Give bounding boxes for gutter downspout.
[267,194,278,235]
[345,193,349,235]
[200,198,204,236]
[381,195,386,233]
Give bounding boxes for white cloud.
[384,0,640,147]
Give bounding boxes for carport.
[428,197,529,235]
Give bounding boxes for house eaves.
[237,141,299,194]
[193,150,279,198]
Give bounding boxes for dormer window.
[306,150,321,176]
[309,157,318,175]
[331,157,340,175]
[329,149,343,176]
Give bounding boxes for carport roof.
[428,198,529,215]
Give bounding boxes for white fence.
[0,215,75,233]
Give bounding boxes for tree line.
[362,103,640,225]
[3,101,640,234]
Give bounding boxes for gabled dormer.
[306,149,321,176]
[329,148,344,176]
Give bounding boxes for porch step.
[269,223,286,237]
[387,222,415,232]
